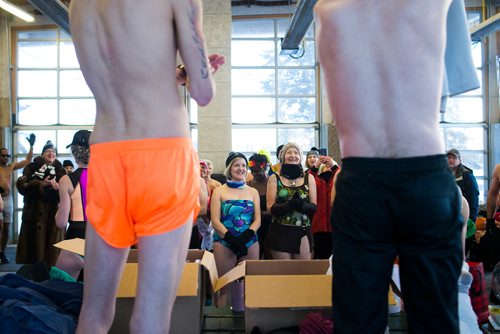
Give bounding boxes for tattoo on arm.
[188,1,209,79]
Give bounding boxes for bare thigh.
[130,220,192,332]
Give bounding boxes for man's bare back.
[69,0,215,144]
[315,0,449,158]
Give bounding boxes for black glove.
[240,229,255,244]
[289,192,304,211]
[26,133,36,146]
[300,202,318,216]
[487,218,497,234]
[270,201,292,216]
[223,232,247,256]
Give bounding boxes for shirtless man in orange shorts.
[69,1,224,333]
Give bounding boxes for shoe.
[0,252,10,264]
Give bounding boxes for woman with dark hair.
[247,153,272,258]
[54,130,91,279]
[16,140,66,266]
[211,152,260,310]
[305,147,340,259]
[267,142,317,260]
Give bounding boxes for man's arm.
[176,54,225,86]
[173,0,215,106]
[487,164,500,219]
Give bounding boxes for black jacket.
[455,164,480,222]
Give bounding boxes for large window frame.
[11,26,94,240]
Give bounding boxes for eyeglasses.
[1,154,10,158]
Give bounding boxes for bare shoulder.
[248,186,259,197]
[494,164,500,176]
[268,174,277,183]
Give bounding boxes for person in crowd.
[315,0,475,332]
[190,160,211,249]
[54,130,91,279]
[247,152,272,258]
[16,140,66,267]
[266,142,317,260]
[0,134,35,264]
[447,148,480,222]
[211,152,260,308]
[63,160,74,174]
[69,0,224,332]
[486,163,500,231]
[305,148,340,259]
[271,144,284,175]
[204,159,222,192]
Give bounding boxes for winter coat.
[308,166,339,234]
[16,156,66,266]
[455,164,480,222]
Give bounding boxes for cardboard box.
[214,259,332,333]
[54,240,218,334]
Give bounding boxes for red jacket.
[308,166,339,234]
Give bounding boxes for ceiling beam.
[280,0,316,55]
[28,0,69,34]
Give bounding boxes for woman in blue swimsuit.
[211,152,261,309]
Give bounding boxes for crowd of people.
[1,0,499,333]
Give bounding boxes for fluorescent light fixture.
[0,0,35,22]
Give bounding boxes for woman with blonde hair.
[211,152,260,310]
[267,142,317,259]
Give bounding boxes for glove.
[300,202,318,216]
[270,201,292,216]
[26,133,36,146]
[487,218,497,234]
[223,232,247,256]
[290,192,304,211]
[240,229,255,244]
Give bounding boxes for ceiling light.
[0,0,35,22]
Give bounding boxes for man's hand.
[208,53,225,74]
[26,133,36,146]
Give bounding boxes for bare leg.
[55,250,84,279]
[292,236,311,260]
[130,219,191,333]
[271,250,292,260]
[0,222,6,252]
[76,224,130,334]
[213,242,238,307]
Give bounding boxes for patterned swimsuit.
[214,199,258,248]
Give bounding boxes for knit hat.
[63,160,74,168]
[42,140,56,154]
[279,142,302,162]
[66,130,91,148]
[225,152,248,167]
[224,152,248,179]
[306,147,320,159]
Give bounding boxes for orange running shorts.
[86,138,200,248]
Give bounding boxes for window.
[13,28,94,236]
[230,18,318,161]
[441,12,488,203]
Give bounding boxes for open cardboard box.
[54,239,218,334]
[214,259,332,333]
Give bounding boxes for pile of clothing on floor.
[0,262,83,334]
